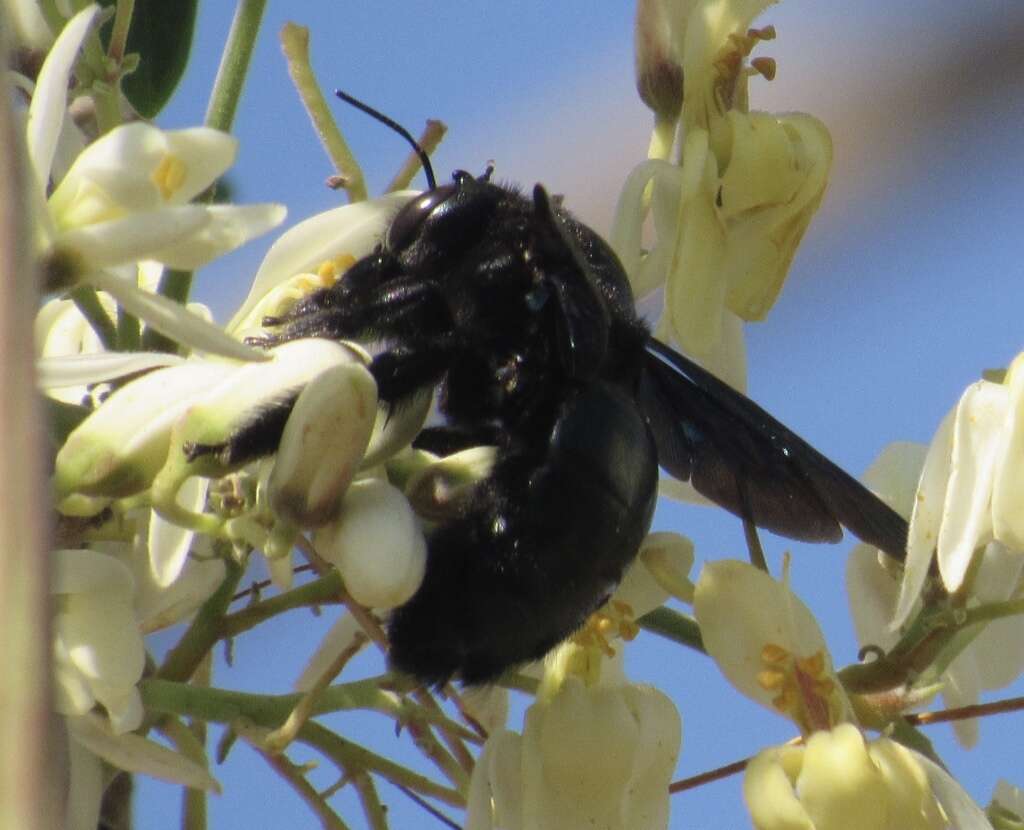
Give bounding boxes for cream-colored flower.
[847,443,1024,748]
[613,0,831,386]
[27,6,284,359]
[694,559,853,735]
[313,477,427,610]
[897,353,1024,622]
[228,192,415,336]
[52,549,146,734]
[467,647,681,830]
[611,531,695,613]
[693,558,978,829]
[744,723,947,830]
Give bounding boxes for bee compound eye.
[385,184,458,253]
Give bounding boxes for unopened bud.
[268,362,378,527]
[150,338,365,531]
[634,0,686,120]
[315,478,426,610]
[54,361,235,499]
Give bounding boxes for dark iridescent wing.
[639,338,908,560]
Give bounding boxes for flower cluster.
[14,0,1016,828]
[612,0,832,388]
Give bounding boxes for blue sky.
[134,2,1024,827]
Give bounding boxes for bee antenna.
[334,89,438,191]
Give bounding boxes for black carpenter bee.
[231,92,907,685]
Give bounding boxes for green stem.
[106,0,136,63]
[205,0,267,132]
[300,721,465,808]
[143,0,265,320]
[117,306,140,350]
[70,285,117,349]
[37,0,66,34]
[235,723,352,830]
[638,606,705,654]
[222,570,344,638]
[961,595,1024,627]
[348,764,389,830]
[181,653,212,830]
[140,676,480,742]
[157,556,243,682]
[280,23,367,202]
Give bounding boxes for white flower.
[613,531,695,612]
[612,0,831,386]
[54,338,363,506]
[52,549,146,734]
[897,354,1024,620]
[467,648,681,830]
[268,361,379,528]
[744,723,947,830]
[228,192,415,336]
[27,6,284,359]
[63,712,220,830]
[692,559,982,828]
[314,478,427,609]
[694,559,853,735]
[4,0,53,50]
[847,443,1024,747]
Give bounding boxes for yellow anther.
[619,619,640,641]
[747,25,776,41]
[796,651,825,676]
[750,57,776,81]
[151,154,187,201]
[315,253,357,286]
[758,642,841,734]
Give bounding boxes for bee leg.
[181,394,298,466]
[256,278,453,346]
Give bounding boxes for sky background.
[132,1,1024,827]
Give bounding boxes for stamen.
[315,253,357,285]
[756,643,839,733]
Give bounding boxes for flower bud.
[268,362,378,527]
[53,361,235,500]
[150,338,365,530]
[314,478,426,609]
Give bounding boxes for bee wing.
[640,338,907,560]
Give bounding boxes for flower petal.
[936,381,1007,592]
[89,269,267,361]
[26,5,99,192]
[148,476,208,586]
[68,713,221,792]
[992,353,1024,549]
[59,205,211,268]
[229,193,414,331]
[38,351,184,390]
[695,560,828,705]
[147,203,287,269]
[896,409,955,627]
[314,478,426,609]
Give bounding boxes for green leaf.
[100,0,199,118]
